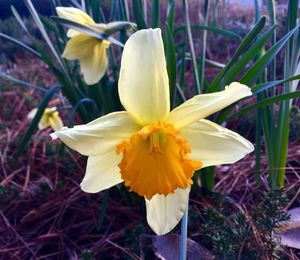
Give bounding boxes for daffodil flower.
[28,107,63,131]
[56,7,110,85]
[51,29,254,235]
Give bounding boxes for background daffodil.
[51,28,254,235]
[56,7,110,85]
[28,107,63,131]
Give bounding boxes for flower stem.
[180,201,188,260]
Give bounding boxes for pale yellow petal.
[50,111,140,156]
[27,108,38,119]
[167,82,252,129]
[62,34,110,85]
[181,119,254,168]
[48,112,64,131]
[118,28,170,126]
[80,45,108,85]
[28,108,58,130]
[145,186,190,235]
[56,7,95,37]
[38,117,50,130]
[67,29,81,38]
[38,108,53,130]
[81,151,123,193]
[56,7,94,24]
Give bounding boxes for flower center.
[116,121,202,200]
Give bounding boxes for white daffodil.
[51,29,254,235]
[56,7,110,85]
[28,107,63,131]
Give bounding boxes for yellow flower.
[28,107,63,131]
[56,7,110,85]
[51,29,254,235]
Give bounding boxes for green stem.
[180,202,188,260]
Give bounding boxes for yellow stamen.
[116,121,202,200]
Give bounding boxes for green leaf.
[11,6,57,67]
[167,0,175,32]
[209,16,266,92]
[252,74,300,94]
[183,0,201,94]
[230,90,300,119]
[199,0,210,92]
[109,0,117,21]
[174,25,240,39]
[118,0,130,21]
[11,6,30,34]
[164,24,177,108]
[97,190,109,231]
[180,54,225,69]
[273,0,299,188]
[11,4,104,123]
[151,0,160,28]
[51,16,125,47]
[132,0,147,30]
[216,73,300,124]
[240,26,300,86]
[0,73,47,93]
[24,0,65,70]
[90,0,101,22]
[266,0,276,83]
[178,34,187,103]
[0,33,41,58]
[255,111,262,185]
[67,98,97,127]
[223,25,276,85]
[205,59,225,68]
[227,16,266,66]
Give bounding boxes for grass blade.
[132,0,147,30]
[223,25,276,84]
[0,33,41,58]
[11,6,31,34]
[0,73,48,93]
[240,26,299,86]
[255,111,262,185]
[199,0,210,92]
[51,16,125,47]
[167,0,175,32]
[252,74,300,94]
[151,0,160,28]
[174,24,240,39]
[209,16,266,92]
[274,0,299,188]
[164,24,177,108]
[266,0,276,83]
[183,0,201,94]
[230,90,300,119]
[24,0,65,71]
[67,98,97,127]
